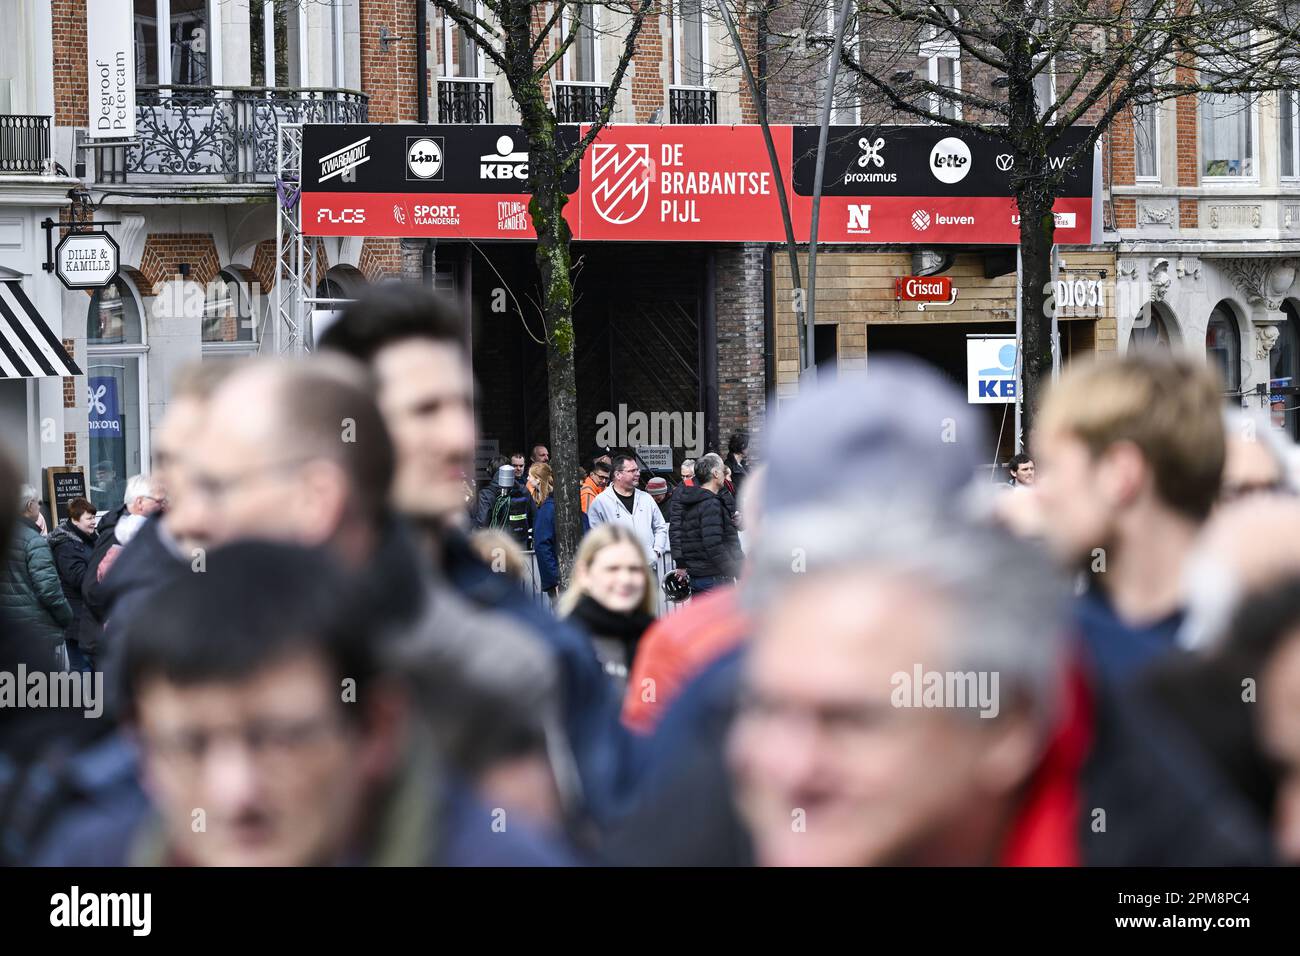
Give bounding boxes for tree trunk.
[1016,190,1055,442]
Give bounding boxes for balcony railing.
[96,86,368,184]
[554,82,611,124]
[0,115,51,173]
[438,78,494,124]
[669,87,717,124]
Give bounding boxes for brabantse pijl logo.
[590,143,652,225]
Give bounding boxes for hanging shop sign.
[301,124,1095,245]
[55,232,120,291]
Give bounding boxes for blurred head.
[1008,453,1035,486]
[320,283,475,526]
[1221,409,1295,504]
[696,453,724,490]
[1181,495,1300,650]
[185,358,394,566]
[531,445,549,465]
[1033,353,1225,563]
[1218,580,1300,864]
[68,497,97,535]
[680,459,695,481]
[529,463,553,506]
[728,432,749,461]
[590,461,611,489]
[560,524,655,617]
[731,505,1067,867]
[122,542,405,867]
[645,476,668,501]
[467,528,528,582]
[124,474,166,517]
[18,483,38,521]
[610,454,639,494]
[510,453,525,481]
[157,361,241,553]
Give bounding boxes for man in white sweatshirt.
[587,453,668,563]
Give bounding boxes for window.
[134,0,212,86]
[676,0,707,87]
[1282,90,1300,180]
[1201,93,1255,178]
[202,270,259,357]
[827,2,859,125]
[1207,304,1242,393]
[1199,17,1256,180]
[1129,304,1175,351]
[921,6,961,121]
[251,1,291,87]
[86,278,149,513]
[1270,304,1300,438]
[444,0,484,78]
[1134,101,1160,180]
[566,5,598,83]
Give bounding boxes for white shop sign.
[55,233,119,290]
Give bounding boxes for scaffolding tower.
[274,123,320,355]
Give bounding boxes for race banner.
[301,123,1095,244]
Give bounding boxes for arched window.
[1128,302,1176,351]
[1272,302,1300,439]
[1207,303,1242,394]
[86,276,149,513]
[202,268,258,360]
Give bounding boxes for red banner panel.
[300,123,1095,245]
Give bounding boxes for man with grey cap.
[604,357,1271,866]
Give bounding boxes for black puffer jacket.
[674,485,742,579]
[47,520,97,644]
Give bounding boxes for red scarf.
[999,663,1095,867]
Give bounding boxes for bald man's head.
[182,358,394,558]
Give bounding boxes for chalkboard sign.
[44,466,88,524]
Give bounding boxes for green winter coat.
[1,517,73,647]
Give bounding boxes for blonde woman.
[558,524,657,684]
[529,463,558,597]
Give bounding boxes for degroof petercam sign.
[86,0,135,139]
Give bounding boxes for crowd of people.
[2,280,1300,867]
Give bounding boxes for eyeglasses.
[1221,480,1293,503]
[190,455,316,504]
[141,494,168,508]
[143,713,351,773]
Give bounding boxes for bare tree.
[429,0,653,580]
[758,0,1300,434]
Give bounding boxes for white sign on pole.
[87,0,135,139]
[55,233,119,290]
[967,335,1019,404]
[637,445,674,471]
[310,309,345,347]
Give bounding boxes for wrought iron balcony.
[554,82,611,124]
[438,78,494,124]
[669,87,718,124]
[95,86,368,185]
[0,115,52,173]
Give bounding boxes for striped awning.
[0,280,82,378]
